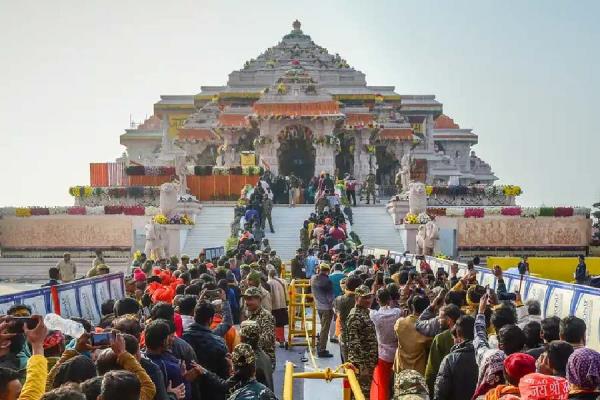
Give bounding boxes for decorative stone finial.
[293,19,301,31]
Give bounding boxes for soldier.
[393,369,429,400]
[240,320,274,391]
[364,173,376,204]
[346,285,378,398]
[261,191,275,233]
[228,343,278,400]
[243,287,276,368]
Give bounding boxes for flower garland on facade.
[125,166,176,176]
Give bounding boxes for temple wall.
[0,216,142,250]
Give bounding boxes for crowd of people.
[292,193,600,399]
[2,175,600,400]
[0,232,292,400]
[257,170,367,207]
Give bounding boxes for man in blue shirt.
[304,249,319,279]
[329,263,345,298]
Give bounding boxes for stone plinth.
[397,224,420,254]
[162,224,194,257]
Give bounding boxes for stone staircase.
[181,206,234,257]
[264,205,314,262]
[0,257,130,282]
[351,205,406,253]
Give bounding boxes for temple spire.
[292,19,301,32]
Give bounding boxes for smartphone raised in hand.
[8,317,38,334]
[90,331,116,347]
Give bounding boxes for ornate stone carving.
[144,221,165,261]
[424,220,440,256]
[408,182,427,215]
[159,182,178,217]
[416,225,426,256]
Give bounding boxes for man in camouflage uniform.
[228,343,278,400]
[346,285,378,398]
[243,287,276,368]
[364,173,376,204]
[240,320,274,391]
[393,369,429,400]
[261,193,275,233]
[268,250,282,275]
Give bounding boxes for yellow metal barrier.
[283,279,365,400]
[287,279,317,348]
[283,361,365,400]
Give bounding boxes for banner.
[204,246,225,260]
[0,273,124,324]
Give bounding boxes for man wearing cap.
[179,254,190,271]
[484,352,536,398]
[55,252,77,282]
[240,320,274,391]
[346,284,378,398]
[228,343,277,400]
[310,263,335,358]
[393,369,430,400]
[243,287,276,368]
[291,249,305,280]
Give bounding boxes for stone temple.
[120,20,497,188]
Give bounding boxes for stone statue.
[400,153,412,192]
[394,170,403,194]
[408,182,427,215]
[144,221,165,260]
[386,196,404,225]
[160,182,178,217]
[416,225,426,256]
[424,220,440,256]
[175,156,188,197]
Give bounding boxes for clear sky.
[1,0,598,207]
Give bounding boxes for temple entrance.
[277,125,315,183]
[334,132,354,179]
[375,145,399,197]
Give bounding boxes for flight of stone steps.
[351,205,406,253]
[0,257,131,282]
[264,205,314,262]
[181,205,235,257]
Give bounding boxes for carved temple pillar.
[353,129,373,182]
[313,119,337,177]
[222,130,239,168]
[256,120,280,175]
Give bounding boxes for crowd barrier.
[0,273,125,325]
[380,248,600,350]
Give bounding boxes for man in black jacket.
[183,301,231,400]
[434,315,478,400]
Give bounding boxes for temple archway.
[375,145,399,195]
[277,125,315,183]
[334,132,355,179]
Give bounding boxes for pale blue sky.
[1,0,598,207]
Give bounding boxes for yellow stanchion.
[282,279,365,400]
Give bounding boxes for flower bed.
[427,206,590,218]
[2,205,163,217]
[69,186,159,198]
[125,166,175,176]
[153,213,193,225]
